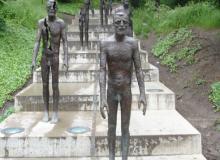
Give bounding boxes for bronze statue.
[99,11,147,160]
[100,0,109,26]
[123,0,133,37]
[79,0,91,49]
[32,0,68,123]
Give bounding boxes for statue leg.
[100,5,103,26]
[51,55,59,124]
[85,17,89,49]
[41,56,50,122]
[105,7,108,25]
[107,87,118,160]
[80,22,84,49]
[120,88,132,160]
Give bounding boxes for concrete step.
[67,24,114,33]
[0,110,202,157]
[67,31,114,40]
[14,82,174,111]
[59,49,148,65]
[72,15,113,26]
[0,155,207,160]
[33,63,157,83]
[68,38,100,50]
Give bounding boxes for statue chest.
[42,22,61,37]
[107,42,133,62]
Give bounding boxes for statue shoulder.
[125,36,138,47]
[56,18,66,28]
[37,18,45,27]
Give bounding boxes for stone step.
[0,110,202,157]
[67,24,114,33]
[33,63,157,83]
[14,82,174,112]
[0,155,207,160]
[72,16,113,26]
[59,48,148,65]
[67,31,114,40]
[67,38,100,50]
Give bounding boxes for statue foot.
[42,112,49,122]
[51,112,59,124]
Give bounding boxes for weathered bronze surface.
[32,0,68,123]
[99,11,147,160]
[100,0,109,26]
[79,0,90,49]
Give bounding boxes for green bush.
[133,1,220,36]
[209,82,220,112]
[152,28,201,72]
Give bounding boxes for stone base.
[0,110,202,158]
[0,154,207,160]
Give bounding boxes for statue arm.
[61,21,69,68]
[99,41,108,119]
[133,40,147,115]
[32,20,42,68]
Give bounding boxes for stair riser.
[68,40,100,50]
[67,32,114,40]
[33,69,158,83]
[0,135,201,158]
[59,52,148,64]
[67,26,114,33]
[72,18,113,25]
[15,93,175,111]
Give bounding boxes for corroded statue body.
[100,0,109,26]
[79,0,90,49]
[32,0,68,123]
[99,11,147,160]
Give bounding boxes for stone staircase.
[0,10,207,160]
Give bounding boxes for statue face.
[47,0,57,17]
[114,12,129,36]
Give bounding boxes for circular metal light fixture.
[67,126,90,134]
[1,127,24,135]
[146,89,164,92]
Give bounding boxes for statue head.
[84,0,90,9]
[113,11,129,36]
[47,0,57,17]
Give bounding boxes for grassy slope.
[132,1,220,110]
[0,0,82,110]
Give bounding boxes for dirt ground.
[141,29,220,160]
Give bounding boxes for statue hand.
[138,94,147,116]
[100,99,109,119]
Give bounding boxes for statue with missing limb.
[100,0,109,26]
[99,11,147,160]
[79,0,90,49]
[32,0,68,123]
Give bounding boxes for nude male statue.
[100,0,109,26]
[99,11,147,160]
[32,0,68,123]
[79,0,90,49]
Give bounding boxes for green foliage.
[0,0,45,29]
[133,1,220,36]
[209,82,220,112]
[0,22,35,108]
[58,0,83,14]
[0,107,14,123]
[152,28,201,72]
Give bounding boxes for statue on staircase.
[100,0,109,26]
[79,0,91,49]
[31,0,68,123]
[99,11,147,160]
